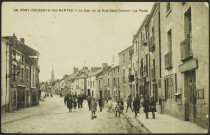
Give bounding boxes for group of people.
[126,95,157,119]
[64,93,157,119]
[64,94,85,112]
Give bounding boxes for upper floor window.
[12,64,16,79]
[108,78,109,86]
[167,29,172,52]
[123,70,125,82]
[166,2,171,13]
[184,8,192,38]
[93,81,95,87]
[99,80,100,87]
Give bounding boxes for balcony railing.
[165,52,172,70]
[143,65,148,77]
[180,37,193,62]
[150,68,156,81]
[149,36,155,52]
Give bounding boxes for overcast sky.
[2,2,154,82]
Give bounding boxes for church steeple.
[51,65,55,82]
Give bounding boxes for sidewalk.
[1,95,62,124]
[113,101,208,133]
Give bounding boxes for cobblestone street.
[1,95,149,133]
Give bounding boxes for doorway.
[185,70,196,123]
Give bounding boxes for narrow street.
[1,95,149,133]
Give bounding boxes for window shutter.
[161,77,166,99]
[165,77,168,99]
[173,73,177,100]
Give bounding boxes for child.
[115,101,121,117]
[90,98,97,119]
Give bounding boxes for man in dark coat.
[98,97,103,112]
[67,96,73,112]
[77,95,81,108]
[126,95,133,113]
[73,97,77,110]
[133,97,140,117]
[64,94,69,106]
[149,97,157,119]
[120,98,124,113]
[80,95,84,108]
[87,96,92,111]
[143,97,150,119]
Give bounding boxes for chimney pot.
[20,38,24,44]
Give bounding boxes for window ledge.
[166,9,172,17]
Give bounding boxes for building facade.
[1,33,40,112]
[118,46,133,101]
[159,2,209,129]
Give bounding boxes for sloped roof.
[3,36,39,56]
[88,68,103,77]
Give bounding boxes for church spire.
[51,65,55,82]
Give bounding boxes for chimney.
[102,63,108,70]
[73,67,78,73]
[12,33,17,44]
[20,38,24,44]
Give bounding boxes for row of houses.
[119,2,208,129]
[1,33,40,113]
[40,2,208,129]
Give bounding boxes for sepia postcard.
[1,1,209,134]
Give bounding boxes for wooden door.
[186,70,196,122]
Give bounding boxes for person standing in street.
[115,101,121,117]
[90,98,97,119]
[64,94,69,106]
[126,95,133,113]
[133,97,140,117]
[87,96,92,111]
[98,97,103,112]
[73,97,77,110]
[107,97,113,118]
[149,97,157,119]
[67,96,73,112]
[80,95,84,108]
[77,95,80,108]
[120,98,124,113]
[143,97,150,119]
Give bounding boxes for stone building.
[112,65,120,100]
[1,33,40,112]
[118,46,133,101]
[159,2,209,129]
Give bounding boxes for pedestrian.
[67,96,73,112]
[64,94,69,106]
[73,97,77,110]
[98,97,103,112]
[133,97,140,117]
[90,98,97,119]
[115,101,121,117]
[87,96,92,111]
[77,95,80,108]
[149,97,157,119]
[143,97,150,119]
[107,97,113,118]
[120,98,124,113]
[126,95,133,113]
[80,95,84,108]
[136,96,141,113]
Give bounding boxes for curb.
[134,116,151,133]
